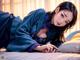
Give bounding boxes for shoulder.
[28,9,46,15]
[35,9,45,13]
[23,9,46,21]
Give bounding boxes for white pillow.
[57,40,80,53]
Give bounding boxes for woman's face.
[51,10,73,27]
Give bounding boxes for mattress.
[0,52,80,60]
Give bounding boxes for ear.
[55,7,60,14]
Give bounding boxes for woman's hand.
[34,44,58,53]
[0,48,6,52]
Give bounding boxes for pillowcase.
[57,32,80,53]
[71,33,80,41]
[57,40,80,53]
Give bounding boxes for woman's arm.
[7,9,46,52]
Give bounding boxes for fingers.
[53,49,56,52]
[43,44,54,53]
[45,44,58,53]
[43,48,48,53]
[48,45,54,52]
[39,44,58,53]
[51,45,58,50]
[0,48,6,52]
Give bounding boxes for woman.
[7,1,77,52]
[0,11,22,51]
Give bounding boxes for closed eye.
[61,13,64,18]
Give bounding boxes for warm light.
[1,0,80,37]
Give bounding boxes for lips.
[57,22,61,25]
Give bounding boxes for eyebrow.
[63,12,67,17]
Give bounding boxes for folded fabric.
[57,31,80,53]
[57,40,80,53]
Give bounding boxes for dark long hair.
[47,1,77,42]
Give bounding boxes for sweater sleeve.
[7,9,45,52]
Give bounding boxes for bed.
[0,52,80,60]
[0,31,80,60]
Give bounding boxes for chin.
[55,25,64,27]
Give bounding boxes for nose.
[60,19,65,23]
[59,18,67,26]
[62,18,67,23]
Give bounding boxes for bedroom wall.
[0,0,80,37]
